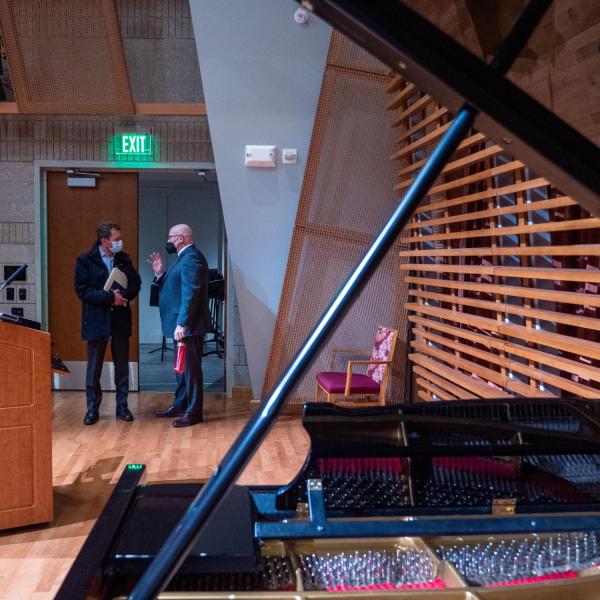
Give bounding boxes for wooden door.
[47,171,139,388]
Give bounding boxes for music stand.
[203,271,225,358]
[148,335,173,362]
[147,282,173,362]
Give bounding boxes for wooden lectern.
[0,320,53,529]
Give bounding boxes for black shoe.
[116,407,134,421]
[172,413,203,428]
[155,405,185,418]
[83,410,99,425]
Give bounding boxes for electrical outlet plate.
[282,149,298,164]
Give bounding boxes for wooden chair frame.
[315,328,399,406]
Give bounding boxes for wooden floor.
[0,391,308,599]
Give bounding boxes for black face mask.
[165,242,177,254]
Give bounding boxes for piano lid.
[301,0,600,216]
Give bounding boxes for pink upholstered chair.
[315,326,399,406]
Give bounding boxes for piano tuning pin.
[296,548,438,590]
[437,531,600,586]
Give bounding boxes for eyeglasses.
[167,234,182,239]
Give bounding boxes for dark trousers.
[86,336,130,411]
[172,335,204,417]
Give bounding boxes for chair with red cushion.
[315,326,399,406]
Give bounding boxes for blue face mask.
[111,240,124,253]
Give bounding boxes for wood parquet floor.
[0,391,309,599]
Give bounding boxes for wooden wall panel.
[262,32,410,406]
[386,73,600,402]
[0,0,134,114]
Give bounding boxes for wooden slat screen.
[387,74,600,401]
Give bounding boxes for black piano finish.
[106,483,257,575]
[56,399,600,599]
[274,400,600,516]
[100,483,258,597]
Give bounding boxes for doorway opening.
[138,171,225,393]
[45,165,226,395]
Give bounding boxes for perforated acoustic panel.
[262,33,411,406]
[0,0,134,114]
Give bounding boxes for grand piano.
[58,0,600,598]
[59,398,600,599]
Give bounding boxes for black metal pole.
[129,109,476,600]
[129,2,551,597]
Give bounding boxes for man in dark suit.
[75,221,141,425]
[149,224,211,427]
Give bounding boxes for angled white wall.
[190,1,331,398]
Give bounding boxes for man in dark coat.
[75,221,141,425]
[149,223,211,427]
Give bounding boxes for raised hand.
[148,251,164,277]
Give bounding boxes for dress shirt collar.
[177,243,193,256]
[98,245,114,272]
[98,245,112,260]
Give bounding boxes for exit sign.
[113,133,153,157]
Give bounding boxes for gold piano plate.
[108,533,600,600]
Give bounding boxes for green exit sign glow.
[114,133,153,157]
